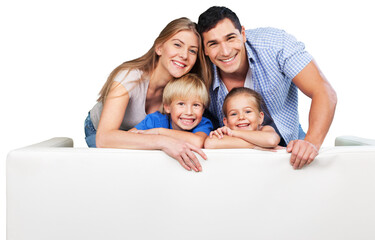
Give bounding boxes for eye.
[177,102,185,106]
[230,112,237,116]
[245,110,252,114]
[193,103,202,108]
[174,43,181,48]
[208,42,217,48]
[189,49,197,55]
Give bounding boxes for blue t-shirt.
[134,111,213,136]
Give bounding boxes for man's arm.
[289,60,337,169]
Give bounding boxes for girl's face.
[223,94,264,131]
[156,30,199,78]
[164,97,204,131]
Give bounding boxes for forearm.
[305,83,337,149]
[96,129,170,150]
[159,128,206,148]
[204,135,256,149]
[232,130,280,148]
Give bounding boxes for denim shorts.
[84,113,97,148]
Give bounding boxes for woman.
[84,17,210,172]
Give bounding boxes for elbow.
[265,135,280,148]
[95,131,107,148]
[329,87,338,108]
[194,137,205,149]
[204,138,216,149]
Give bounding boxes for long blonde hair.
[97,17,211,103]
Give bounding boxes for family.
[84,6,337,171]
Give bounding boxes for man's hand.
[286,140,319,169]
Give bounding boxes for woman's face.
[156,30,199,78]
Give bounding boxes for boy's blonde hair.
[162,73,209,114]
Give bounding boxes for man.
[197,6,337,169]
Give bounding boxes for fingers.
[289,140,319,170]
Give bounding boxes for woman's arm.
[96,82,206,172]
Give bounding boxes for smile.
[180,118,195,125]
[236,123,250,128]
[220,54,236,63]
[173,60,186,68]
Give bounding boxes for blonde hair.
[162,73,209,114]
[97,17,211,103]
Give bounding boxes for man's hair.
[197,6,242,34]
[162,73,209,114]
[222,87,264,117]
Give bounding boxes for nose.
[179,47,188,60]
[239,112,245,120]
[185,105,193,115]
[219,42,231,56]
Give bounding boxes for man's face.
[202,18,247,74]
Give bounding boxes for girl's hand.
[161,138,207,172]
[209,126,233,139]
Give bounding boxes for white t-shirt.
[89,69,150,131]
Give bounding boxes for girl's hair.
[222,87,263,117]
[161,73,209,114]
[97,17,211,103]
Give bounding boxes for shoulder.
[245,27,295,49]
[192,117,213,135]
[114,69,144,83]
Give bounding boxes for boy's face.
[164,97,204,131]
[202,18,247,75]
[223,94,264,131]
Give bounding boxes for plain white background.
[1,0,374,238]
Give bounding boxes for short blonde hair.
[162,73,209,113]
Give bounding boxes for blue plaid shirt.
[208,27,313,144]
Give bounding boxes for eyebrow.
[206,33,238,46]
[172,39,198,49]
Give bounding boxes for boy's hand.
[209,126,233,139]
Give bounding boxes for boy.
[131,73,213,148]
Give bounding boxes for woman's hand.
[129,128,160,135]
[209,126,233,139]
[160,138,207,172]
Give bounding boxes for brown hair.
[222,87,263,117]
[97,17,211,103]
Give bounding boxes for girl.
[204,87,281,150]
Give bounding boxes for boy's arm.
[230,126,280,148]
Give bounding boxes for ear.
[223,117,228,126]
[259,111,264,125]
[163,104,171,114]
[241,26,246,42]
[155,44,163,56]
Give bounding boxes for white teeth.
[181,118,194,124]
[222,56,235,62]
[173,61,185,67]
